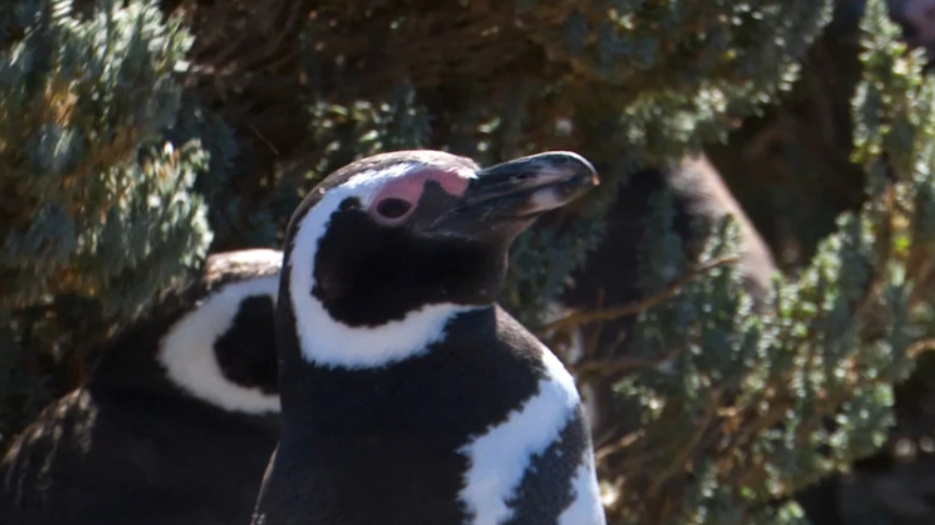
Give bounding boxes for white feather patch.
[216,248,283,265]
[538,301,602,436]
[158,275,281,414]
[288,163,480,369]
[458,345,582,525]
[558,450,606,525]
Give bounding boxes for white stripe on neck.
[288,164,480,370]
[215,248,283,266]
[158,275,281,414]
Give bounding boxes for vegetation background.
[3,0,935,524]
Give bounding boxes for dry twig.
[540,255,741,334]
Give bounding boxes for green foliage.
[584,1,935,523]
[0,0,212,314]
[164,95,278,250]
[556,0,836,158]
[264,82,435,242]
[302,82,432,181]
[0,0,215,445]
[486,0,835,323]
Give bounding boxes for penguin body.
[252,150,606,525]
[1,249,283,525]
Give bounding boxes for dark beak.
[424,151,599,237]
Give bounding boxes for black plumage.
[252,150,606,525]
[1,249,283,525]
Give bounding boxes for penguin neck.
[92,276,283,417]
[282,265,486,370]
[276,304,542,432]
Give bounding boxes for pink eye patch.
[370,168,471,219]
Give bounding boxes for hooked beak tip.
[477,150,599,212]
[432,151,600,232]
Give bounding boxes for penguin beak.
[424,151,599,237]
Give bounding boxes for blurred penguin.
[0,249,283,525]
[555,153,777,448]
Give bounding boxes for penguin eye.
[375,198,413,220]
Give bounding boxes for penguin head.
[280,149,598,370]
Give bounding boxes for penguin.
[251,150,607,525]
[1,249,283,525]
